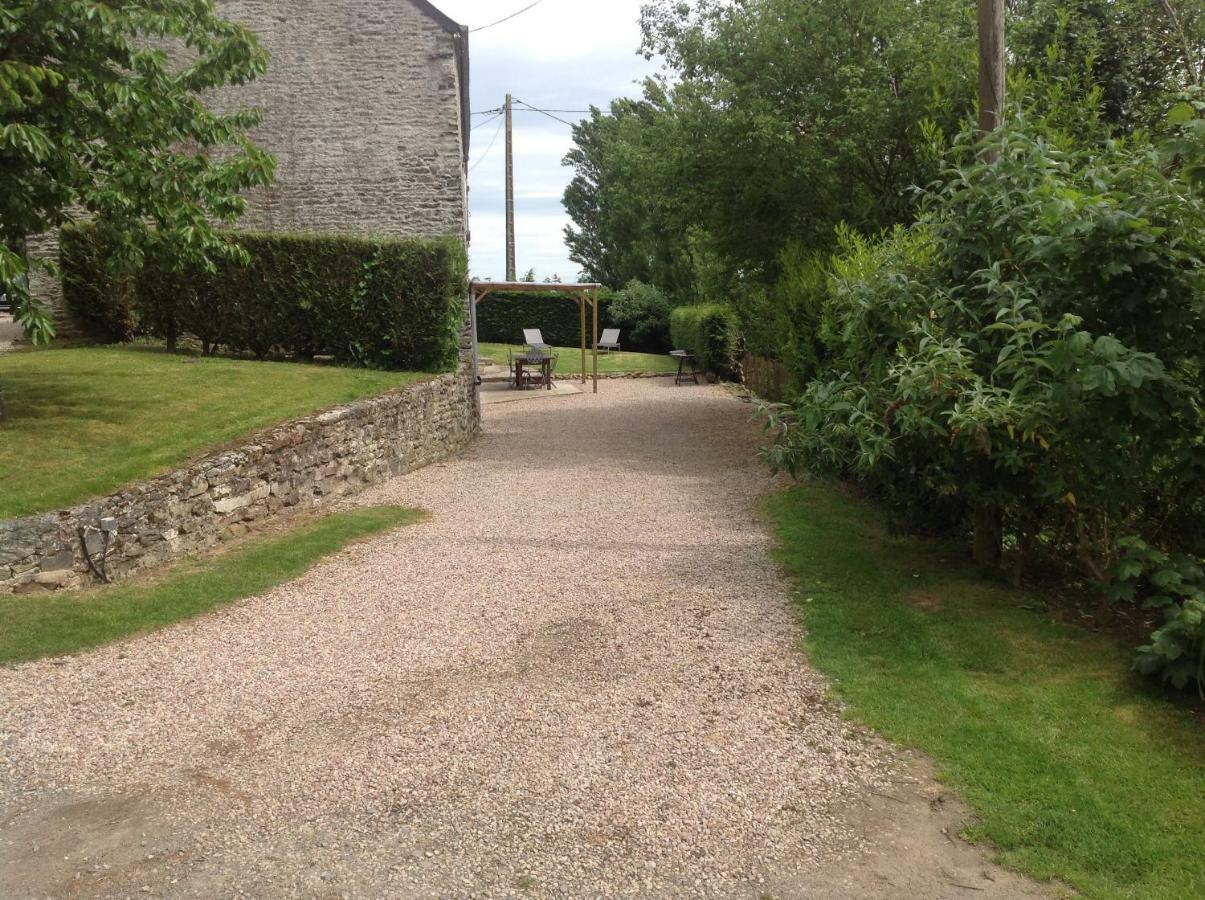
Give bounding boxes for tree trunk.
[973,501,1002,571]
[978,0,1006,158]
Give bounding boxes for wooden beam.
[579,292,587,384]
[467,281,602,293]
[591,288,599,394]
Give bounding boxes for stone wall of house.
[0,364,479,595]
[212,0,468,240]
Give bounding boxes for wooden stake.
[977,0,1005,157]
[579,292,586,384]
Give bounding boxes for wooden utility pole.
[977,0,1006,148]
[504,93,516,281]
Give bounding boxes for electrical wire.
[470,0,548,33]
[512,97,579,127]
[471,110,504,130]
[473,107,590,116]
[468,114,506,173]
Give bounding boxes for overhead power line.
[472,107,590,116]
[471,111,504,130]
[471,0,548,33]
[512,97,580,127]
[468,114,505,172]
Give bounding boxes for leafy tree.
[0,0,276,344]
[563,90,698,295]
[1010,0,1204,134]
[564,0,978,297]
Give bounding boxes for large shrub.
[669,304,739,376]
[608,279,673,350]
[761,111,1205,690]
[65,230,467,372]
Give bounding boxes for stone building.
[25,0,470,335]
[212,0,470,240]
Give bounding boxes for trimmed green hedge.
[475,289,668,354]
[61,227,468,371]
[60,227,137,343]
[670,303,740,376]
[475,290,627,348]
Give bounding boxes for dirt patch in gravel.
[0,378,1047,898]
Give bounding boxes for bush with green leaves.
[63,229,468,372]
[669,304,739,377]
[1110,537,1205,696]
[608,279,673,351]
[761,109,1205,689]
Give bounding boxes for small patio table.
[513,353,554,390]
[670,350,698,385]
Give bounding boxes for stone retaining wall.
[0,365,478,595]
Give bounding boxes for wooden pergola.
[469,280,604,394]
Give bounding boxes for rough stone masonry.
[0,366,478,595]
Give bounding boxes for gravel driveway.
[0,379,1042,898]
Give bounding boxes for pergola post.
[579,292,587,385]
[591,288,599,394]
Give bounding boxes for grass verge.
[0,506,423,666]
[769,481,1205,900]
[477,342,679,375]
[0,346,426,519]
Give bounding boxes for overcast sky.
[434,0,658,281]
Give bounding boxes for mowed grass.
[0,505,423,665]
[770,482,1205,899]
[0,346,426,519]
[478,342,679,375]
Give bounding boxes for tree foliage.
[1010,0,1205,134]
[564,0,978,294]
[0,0,276,343]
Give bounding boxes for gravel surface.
[0,378,1041,898]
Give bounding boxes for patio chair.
[522,344,551,389]
[596,328,621,353]
[506,347,520,389]
[522,328,546,348]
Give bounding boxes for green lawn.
[478,342,679,375]
[0,505,423,665]
[770,482,1205,899]
[0,346,425,519]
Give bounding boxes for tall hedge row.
[669,304,740,376]
[475,291,621,348]
[60,226,468,372]
[60,227,138,343]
